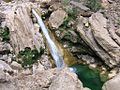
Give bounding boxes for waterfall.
[32,9,64,68]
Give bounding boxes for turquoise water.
[70,64,103,90]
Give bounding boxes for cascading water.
[32,9,64,68]
[32,9,104,90]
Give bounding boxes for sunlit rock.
[102,73,120,90]
[49,9,68,29]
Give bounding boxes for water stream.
[32,9,104,90]
[32,9,64,68]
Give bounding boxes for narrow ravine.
[1,0,120,90]
[32,8,104,90]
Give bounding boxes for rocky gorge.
[0,0,120,90]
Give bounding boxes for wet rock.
[102,73,120,90]
[60,30,79,43]
[49,9,68,29]
[83,88,91,90]
[79,55,95,64]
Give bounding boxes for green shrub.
[0,26,10,42]
[86,0,102,11]
[62,0,71,5]
[18,47,44,68]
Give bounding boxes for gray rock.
[0,60,13,72]
[39,55,52,69]
[77,15,113,67]
[60,30,79,43]
[77,13,120,67]
[70,1,90,11]
[0,42,12,52]
[83,88,91,90]
[102,73,120,90]
[79,55,95,64]
[11,61,22,70]
[49,9,68,29]
[89,12,120,66]
[49,2,62,11]
[0,69,10,83]
[49,68,91,90]
[0,55,8,60]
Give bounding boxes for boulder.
[49,9,68,29]
[49,68,90,90]
[102,73,120,90]
[11,61,22,70]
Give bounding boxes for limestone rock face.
[49,9,68,29]
[49,69,88,90]
[89,13,120,66]
[102,73,120,90]
[0,68,90,90]
[4,2,45,54]
[77,12,120,67]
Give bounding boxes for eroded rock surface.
[0,68,90,90]
[77,12,120,67]
[89,13,120,66]
[49,9,68,29]
[102,73,120,90]
[49,69,85,90]
[0,60,13,72]
[4,2,45,54]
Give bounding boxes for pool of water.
[70,64,103,90]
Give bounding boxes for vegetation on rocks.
[0,26,10,42]
[18,47,44,68]
[86,0,102,11]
